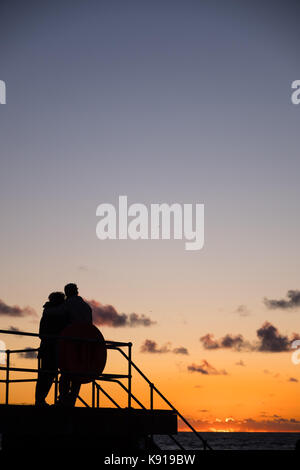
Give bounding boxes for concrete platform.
[0,405,177,451]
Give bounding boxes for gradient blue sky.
[0,0,300,427]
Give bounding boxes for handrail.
[103,379,186,451]
[0,328,212,450]
[7,348,38,354]
[0,366,129,380]
[0,328,132,410]
[116,348,212,450]
[106,379,146,409]
[0,329,130,347]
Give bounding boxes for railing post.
[97,386,100,408]
[54,373,58,404]
[92,381,95,408]
[150,383,154,410]
[128,342,132,408]
[5,350,10,405]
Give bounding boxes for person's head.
[64,283,79,298]
[48,291,65,306]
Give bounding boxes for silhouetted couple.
[35,283,92,407]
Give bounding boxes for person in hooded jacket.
[35,291,67,406]
[57,283,93,406]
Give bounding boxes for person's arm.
[39,312,46,338]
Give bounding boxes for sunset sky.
[0,0,300,432]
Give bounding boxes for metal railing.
[0,328,212,450]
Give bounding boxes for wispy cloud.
[182,416,300,432]
[140,339,189,355]
[18,348,38,359]
[200,333,251,351]
[8,326,20,332]
[235,360,246,366]
[78,265,89,271]
[173,346,189,355]
[88,300,156,327]
[235,305,250,317]
[0,299,36,317]
[187,360,228,376]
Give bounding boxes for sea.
[154,432,300,451]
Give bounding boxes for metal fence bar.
[0,379,37,383]
[150,383,154,411]
[92,381,95,408]
[128,342,132,409]
[114,348,212,450]
[0,329,130,347]
[5,350,10,405]
[95,383,121,409]
[77,395,90,407]
[107,379,146,409]
[151,385,212,450]
[8,348,38,354]
[96,386,100,408]
[167,434,186,451]
[54,374,58,403]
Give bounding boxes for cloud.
[173,346,189,355]
[242,417,300,432]
[18,348,38,359]
[0,299,36,317]
[222,334,247,350]
[200,333,251,351]
[140,339,189,355]
[264,289,300,310]
[235,360,246,366]
[187,360,228,376]
[180,416,300,432]
[288,377,298,383]
[141,339,170,353]
[262,369,281,379]
[199,334,219,350]
[8,326,20,332]
[200,322,299,353]
[78,265,89,271]
[256,322,291,352]
[128,313,156,327]
[235,305,250,317]
[88,300,156,327]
